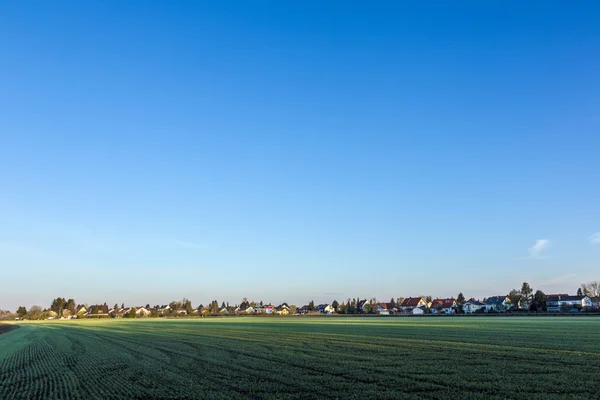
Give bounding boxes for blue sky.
[1,2,599,310]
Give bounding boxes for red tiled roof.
[400,297,424,307]
[432,298,456,308]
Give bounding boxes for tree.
[577,288,583,297]
[289,305,297,314]
[520,282,533,302]
[397,297,404,309]
[114,303,119,310]
[560,303,571,313]
[182,298,193,314]
[16,306,27,318]
[332,300,339,311]
[121,303,125,309]
[65,299,76,314]
[129,308,137,318]
[508,289,522,310]
[581,281,600,299]
[531,290,546,312]
[425,296,432,303]
[457,293,466,305]
[50,297,66,314]
[308,301,315,311]
[28,306,43,320]
[210,300,219,314]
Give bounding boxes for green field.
[1,317,599,399]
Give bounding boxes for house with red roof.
[430,298,457,314]
[399,297,428,312]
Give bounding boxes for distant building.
[399,297,428,312]
[546,295,592,312]
[463,299,485,313]
[484,296,511,312]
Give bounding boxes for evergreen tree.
[332,300,339,311]
[577,287,583,296]
[520,282,533,301]
[308,300,315,311]
[16,306,27,318]
[457,293,466,305]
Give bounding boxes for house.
[546,295,592,312]
[376,303,393,315]
[136,307,151,318]
[159,306,172,315]
[219,307,229,314]
[463,299,486,314]
[88,304,109,317]
[357,299,370,313]
[75,306,87,315]
[399,297,428,312]
[298,305,310,315]
[236,306,255,314]
[430,299,457,314]
[412,307,425,315]
[264,305,276,314]
[485,296,512,312]
[316,304,335,314]
[276,304,290,315]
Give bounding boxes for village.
[7,283,599,321]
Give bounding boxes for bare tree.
[581,281,600,298]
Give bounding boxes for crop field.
[1,317,600,399]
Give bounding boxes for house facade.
[485,296,511,312]
[400,297,428,312]
[546,295,592,312]
[316,304,335,314]
[429,299,456,314]
[463,299,485,313]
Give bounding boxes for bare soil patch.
[0,324,18,335]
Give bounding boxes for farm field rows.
[1,317,600,399]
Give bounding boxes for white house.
[375,303,390,315]
[546,295,592,312]
[412,307,425,315]
[430,299,457,314]
[463,299,485,314]
[399,297,428,312]
[136,307,151,318]
[316,304,335,314]
[485,296,512,312]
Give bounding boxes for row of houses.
[78,294,598,319]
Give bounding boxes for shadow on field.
[0,325,19,335]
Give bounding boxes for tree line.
[3,280,599,320]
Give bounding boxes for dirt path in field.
[0,325,18,335]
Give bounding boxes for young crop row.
[1,318,600,399]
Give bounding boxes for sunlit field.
[1,317,599,399]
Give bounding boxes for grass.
[1,317,600,399]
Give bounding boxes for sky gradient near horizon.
[1,2,600,311]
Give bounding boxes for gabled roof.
[431,298,455,308]
[546,295,588,302]
[89,304,109,314]
[464,300,485,306]
[400,297,425,307]
[485,296,508,305]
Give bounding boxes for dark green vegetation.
[1,318,599,399]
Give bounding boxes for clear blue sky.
[1,2,599,310]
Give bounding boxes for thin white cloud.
[528,239,550,259]
[589,232,600,245]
